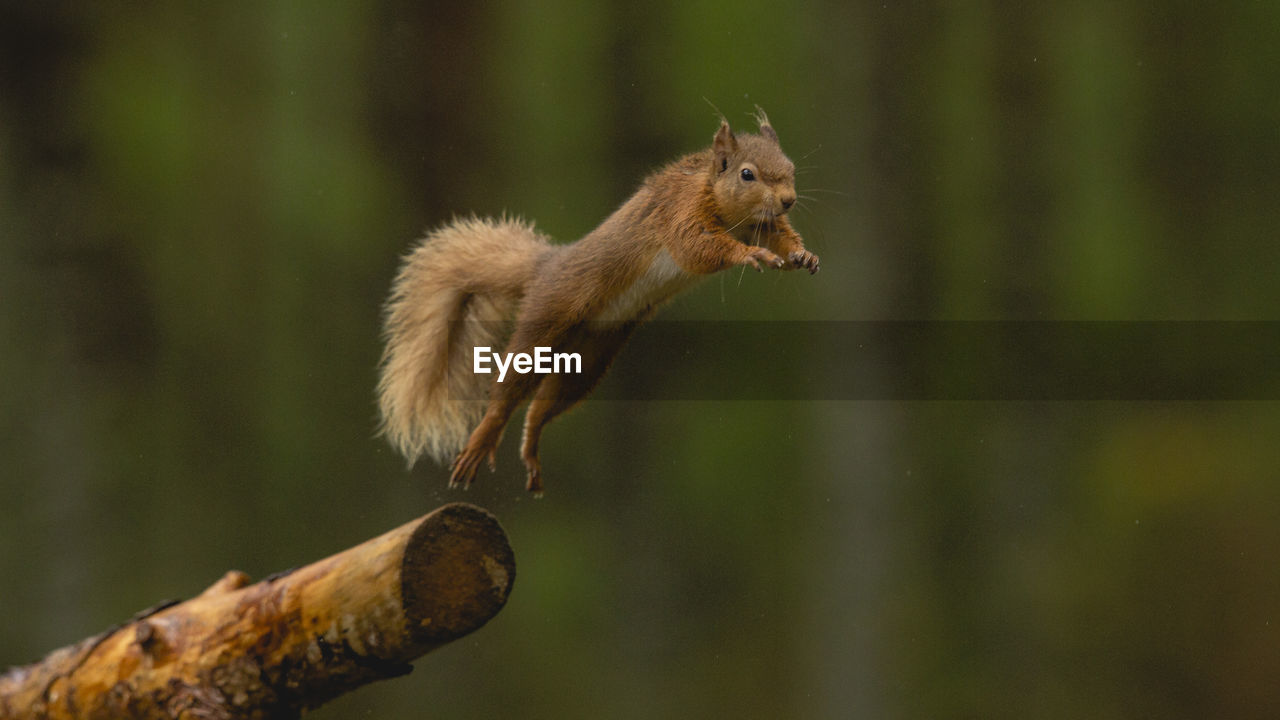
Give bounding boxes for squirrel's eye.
[740,168,756,182]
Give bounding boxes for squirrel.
[378,108,819,493]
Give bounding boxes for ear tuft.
[712,120,737,173]
[754,105,779,144]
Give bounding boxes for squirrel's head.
[709,107,797,228]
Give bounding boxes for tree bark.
[0,502,515,719]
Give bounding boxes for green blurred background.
[2,2,1278,718]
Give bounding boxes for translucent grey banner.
[450,322,1280,401]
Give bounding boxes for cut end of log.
[400,503,516,646]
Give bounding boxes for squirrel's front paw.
[788,250,820,275]
[742,247,786,272]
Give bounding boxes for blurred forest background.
[2,2,1279,718]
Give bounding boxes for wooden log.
[0,502,515,719]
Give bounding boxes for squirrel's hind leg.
[520,376,574,495]
[518,324,639,493]
[449,375,536,488]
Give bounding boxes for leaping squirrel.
[378,109,819,493]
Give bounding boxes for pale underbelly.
[594,248,700,323]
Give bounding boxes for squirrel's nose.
[780,195,795,211]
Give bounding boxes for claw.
[524,456,544,494]
[449,446,487,489]
[745,247,784,271]
[789,250,820,275]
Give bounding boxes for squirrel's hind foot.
[449,445,496,489]
[524,456,544,495]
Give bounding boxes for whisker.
[724,211,753,234]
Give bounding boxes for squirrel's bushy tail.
[378,216,552,466]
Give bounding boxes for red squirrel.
[378,109,819,493]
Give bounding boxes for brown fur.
[378,114,818,491]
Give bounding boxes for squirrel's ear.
[754,105,780,144]
[712,121,737,173]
